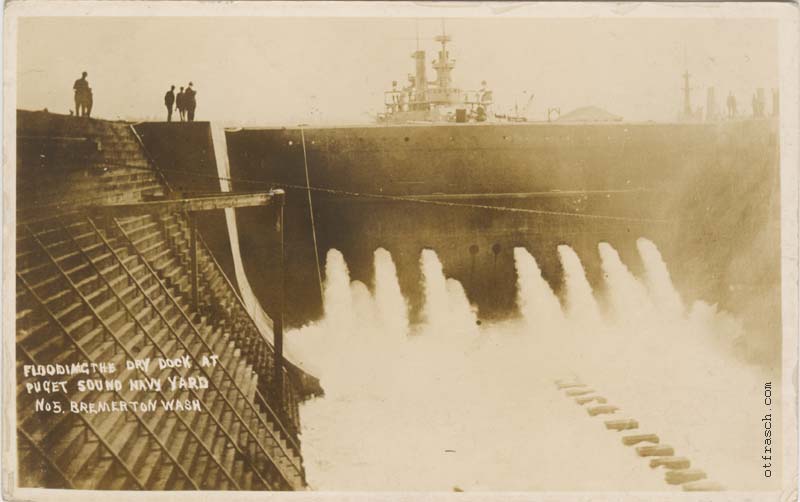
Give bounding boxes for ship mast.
[432,21,455,92]
[682,69,692,118]
[682,48,693,119]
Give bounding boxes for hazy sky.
[17,16,777,125]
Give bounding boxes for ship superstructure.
[380,32,494,123]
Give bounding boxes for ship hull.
[136,119,780,362]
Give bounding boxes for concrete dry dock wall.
[135,119,780,365]
[16,111,313,490]
[134,122,241,301]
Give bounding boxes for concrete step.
[649,456,691,470]
[587,404,619,416]
[665,468,707,485]
[565,387,594,397]
[622,433,659,446]
[636,444,675,457]
[575,395,607,405]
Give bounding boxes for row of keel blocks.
[553,378,724,491]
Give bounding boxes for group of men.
[73,71,197,122]
[725,91,771,119]
[164,83,197,122]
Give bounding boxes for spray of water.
[322,249,354,333]
[373,247,409,342]
[419,249,478,338]
[558,244,602,325]
[598,242,655,324]
[513,247,564,332]
[292,242,770,491]
[637,238,685,319]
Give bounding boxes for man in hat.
[176,86,185,121]
[164,85,176,122]
[184,82,197,122]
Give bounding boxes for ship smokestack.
[412,50,427,109]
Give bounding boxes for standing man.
[176,86,185,122]
[85,85,93,118]
[726,92,735,119]
[73,71,90,117]
[185,82,197,122]
[164,85,176,122]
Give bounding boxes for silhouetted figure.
[73,71,92,117]
[726,92,737,119]
[164,85,175,122]
[185,82,197,122]
[176,86,186,122]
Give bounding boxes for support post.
[272,189,286,409]
[190,211,199,311]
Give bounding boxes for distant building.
[556,106,623,123]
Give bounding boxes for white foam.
[513,247,564,333]
[294,242,769,491]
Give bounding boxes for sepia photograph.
[2,1,798,499]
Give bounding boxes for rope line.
[65,158,674,225]
[276,185,674,224]
[300,128,325,300]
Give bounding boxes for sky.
[16,16,778,125]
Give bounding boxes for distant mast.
[432,32,454,94]
[679,48,699,122]
[682,69,692,118]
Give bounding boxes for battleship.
[134,33,781,363]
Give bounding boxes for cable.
[300,127,325,300]
[73,158,674,224]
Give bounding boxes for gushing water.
[290,241,770,491]
[322,249,354,333]
[558,244,601,325]
[598,242,655,323]
[373,248,409,342]
[419,249,478,338]
[513,247,564,331]
[637,238,685,319]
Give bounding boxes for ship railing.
[462,89,493,106]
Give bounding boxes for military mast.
[682,69,692,119]
[680,48,695,121]
[432,27,455,92]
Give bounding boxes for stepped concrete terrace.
[14,110,320,490]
